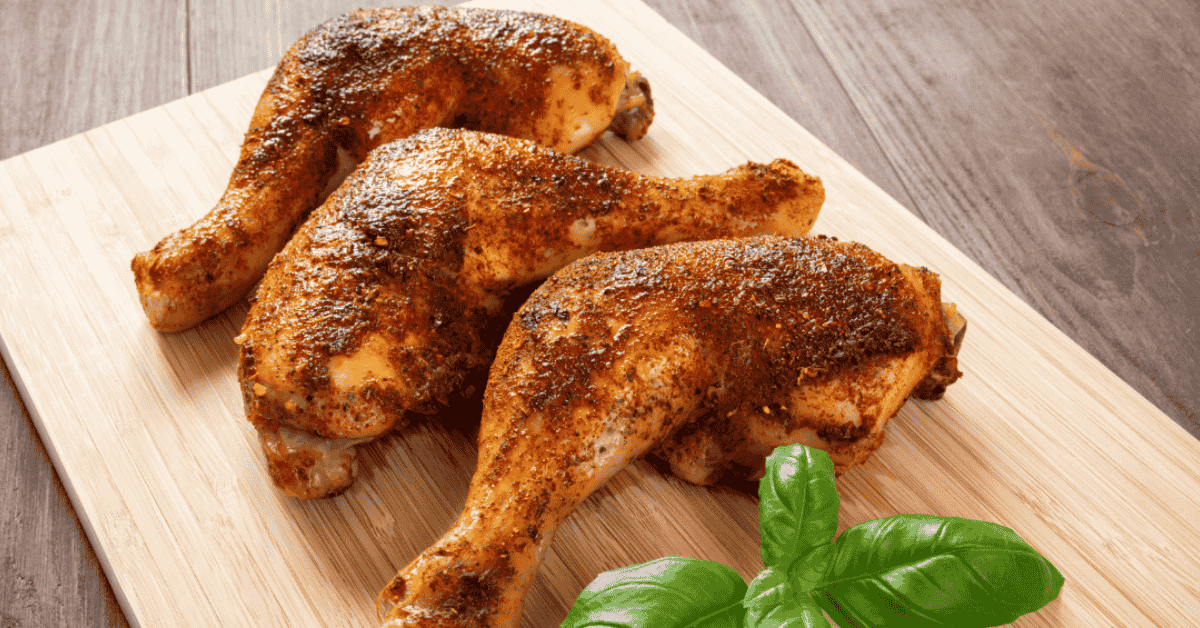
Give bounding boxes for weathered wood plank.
[1,1,184,625]
[640,0,916,213]
[0,0,186,159]
[1,366,130,628]
[786,0,1200,436]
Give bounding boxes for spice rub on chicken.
[378,235,964,628]
[236,128,825,500]
[132,5,655,332]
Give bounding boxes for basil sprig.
[561,445,1063,628]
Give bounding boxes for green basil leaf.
[744,565,831,628]
[810,514,1065,628]
[759,445,840,569]
[560,556,748,628]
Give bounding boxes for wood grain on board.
[1,0,1197,627]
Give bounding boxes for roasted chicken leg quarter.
[378,235,965,628]
[237,128,825,499]
[132,6,655,332]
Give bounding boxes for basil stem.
[809,514,1065,628]
[559,556,748,628]
[744,566,830,628]
[758,445,840,570]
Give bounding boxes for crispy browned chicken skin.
[236,128,824,499]
[378,235,964,628]
[132,6,654,332]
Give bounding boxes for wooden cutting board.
[1,0,1197,626]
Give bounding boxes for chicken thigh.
[378,235,964,627]
[132,6,654,332]
[237,128,824,500]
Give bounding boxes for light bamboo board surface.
[1,0,1198,626]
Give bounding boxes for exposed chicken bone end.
[258,424,376,500]
[911,302,967,400]
[608,70,655,141]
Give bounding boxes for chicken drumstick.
[378,235,964,627]
[237,128,824,500]
[132,6,654,332]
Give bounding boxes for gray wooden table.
[2,1,1196,626]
